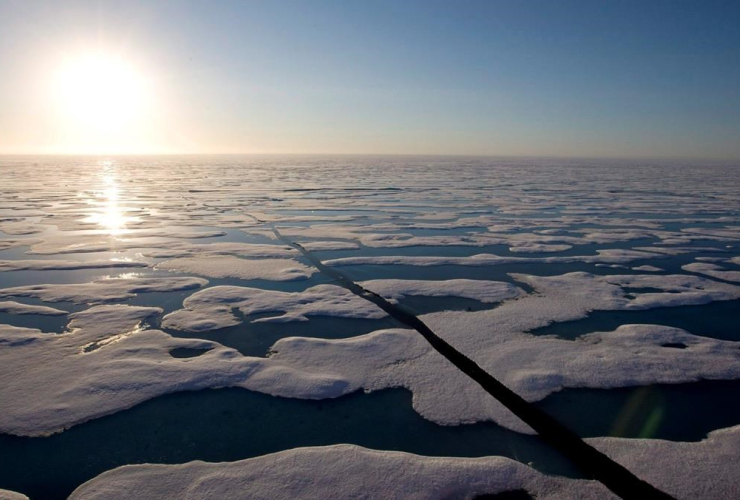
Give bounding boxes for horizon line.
[1,152,739,163]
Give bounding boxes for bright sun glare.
[83,161,136,234]
[52,53,152,150]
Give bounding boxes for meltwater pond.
[2,156,740,499]
[0,388,580,499]
[4,378,740,500]
[531,299,740,341]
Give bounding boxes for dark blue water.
[531,299,740,341]
[2,213,740,500]
[537,380,740,441]
[160,295,495,357]
[162,315,403,357]
[335,262,633,284]
[0,388,581,500]
[3,378,740,500]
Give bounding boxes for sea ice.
[0,489,29,500]
[682,262,740,282]
[0,259,149,272]
[0,301,67,316]
[157,256,316,281]
[68,444,608,500]
[590,424,740,499]
[69,424,740,500]
[631,265,663,272]
[323,249,666,268]
[139,242,298,259]
[0,276,207,304]
[162,284,387,332]
[359,279,523,304]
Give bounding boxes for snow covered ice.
[1,156,740,499]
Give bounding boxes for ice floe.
[0,221,44,235]
[0,238,40,251]
[508,243,573,253]
[324,249,665,267]
[138,242,298,259]
[68,444,608,500]
[68,425,740,500]
[264,322,740,433]
[66,304,162,340]
[2,156,740,494]
[25,229,227,255]
[631,265,663,272]
[23,283,730,435]
[0,301,67,316]
[590,424,740,499]
[156,256,316,281]
[682,262,740,282]
[1,301,392,435]
[298,240,360,251]
[162,284,386,332]
[0,309,241,436]
[359,279,523,304]
[155,271,740,432]
[0,489,29,500]
[0,276,207,304]
[0,259,149,272]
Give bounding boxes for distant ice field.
[1,155,739,499]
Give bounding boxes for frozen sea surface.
[1,155,739,499]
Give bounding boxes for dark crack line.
[258,218,673,500]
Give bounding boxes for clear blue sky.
[1,0,739,158]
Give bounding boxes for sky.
[0,0,739,158]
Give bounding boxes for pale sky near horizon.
[1,0,739,159]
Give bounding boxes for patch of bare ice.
[162,284,387,332]
[68,445,608,500]
[682,262,740,282]
[157,256,316,281]
[69,425,740,500]
[0,260,149,272]
[0,301,67,316]
[0,276,207,304]
[359,279,523,304]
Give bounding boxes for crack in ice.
[254,216,674,500]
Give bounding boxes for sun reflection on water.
[84,161,133,235]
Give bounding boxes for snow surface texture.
[248,221,740,249]
[25,230,228,255]
[0,259,149,272]
[0,277,208,304]
[265,322,740,433]
[68,445,609,500]
[69,425,740,500]
[2,157,740,495]
[156,256,316,281]
[162,284,387,331]
[683,262,740,282]
[631,265,663,272]
[0,301,66,316]
[0,490,29,500]
[359,279,523,304]
[590,425,740,499]
[0,307,411,436]
[323,249,669,267]
[139,242,298,259]
[3,273,740,436]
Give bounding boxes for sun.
[55,53,145,129]
[52,52,153,151]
